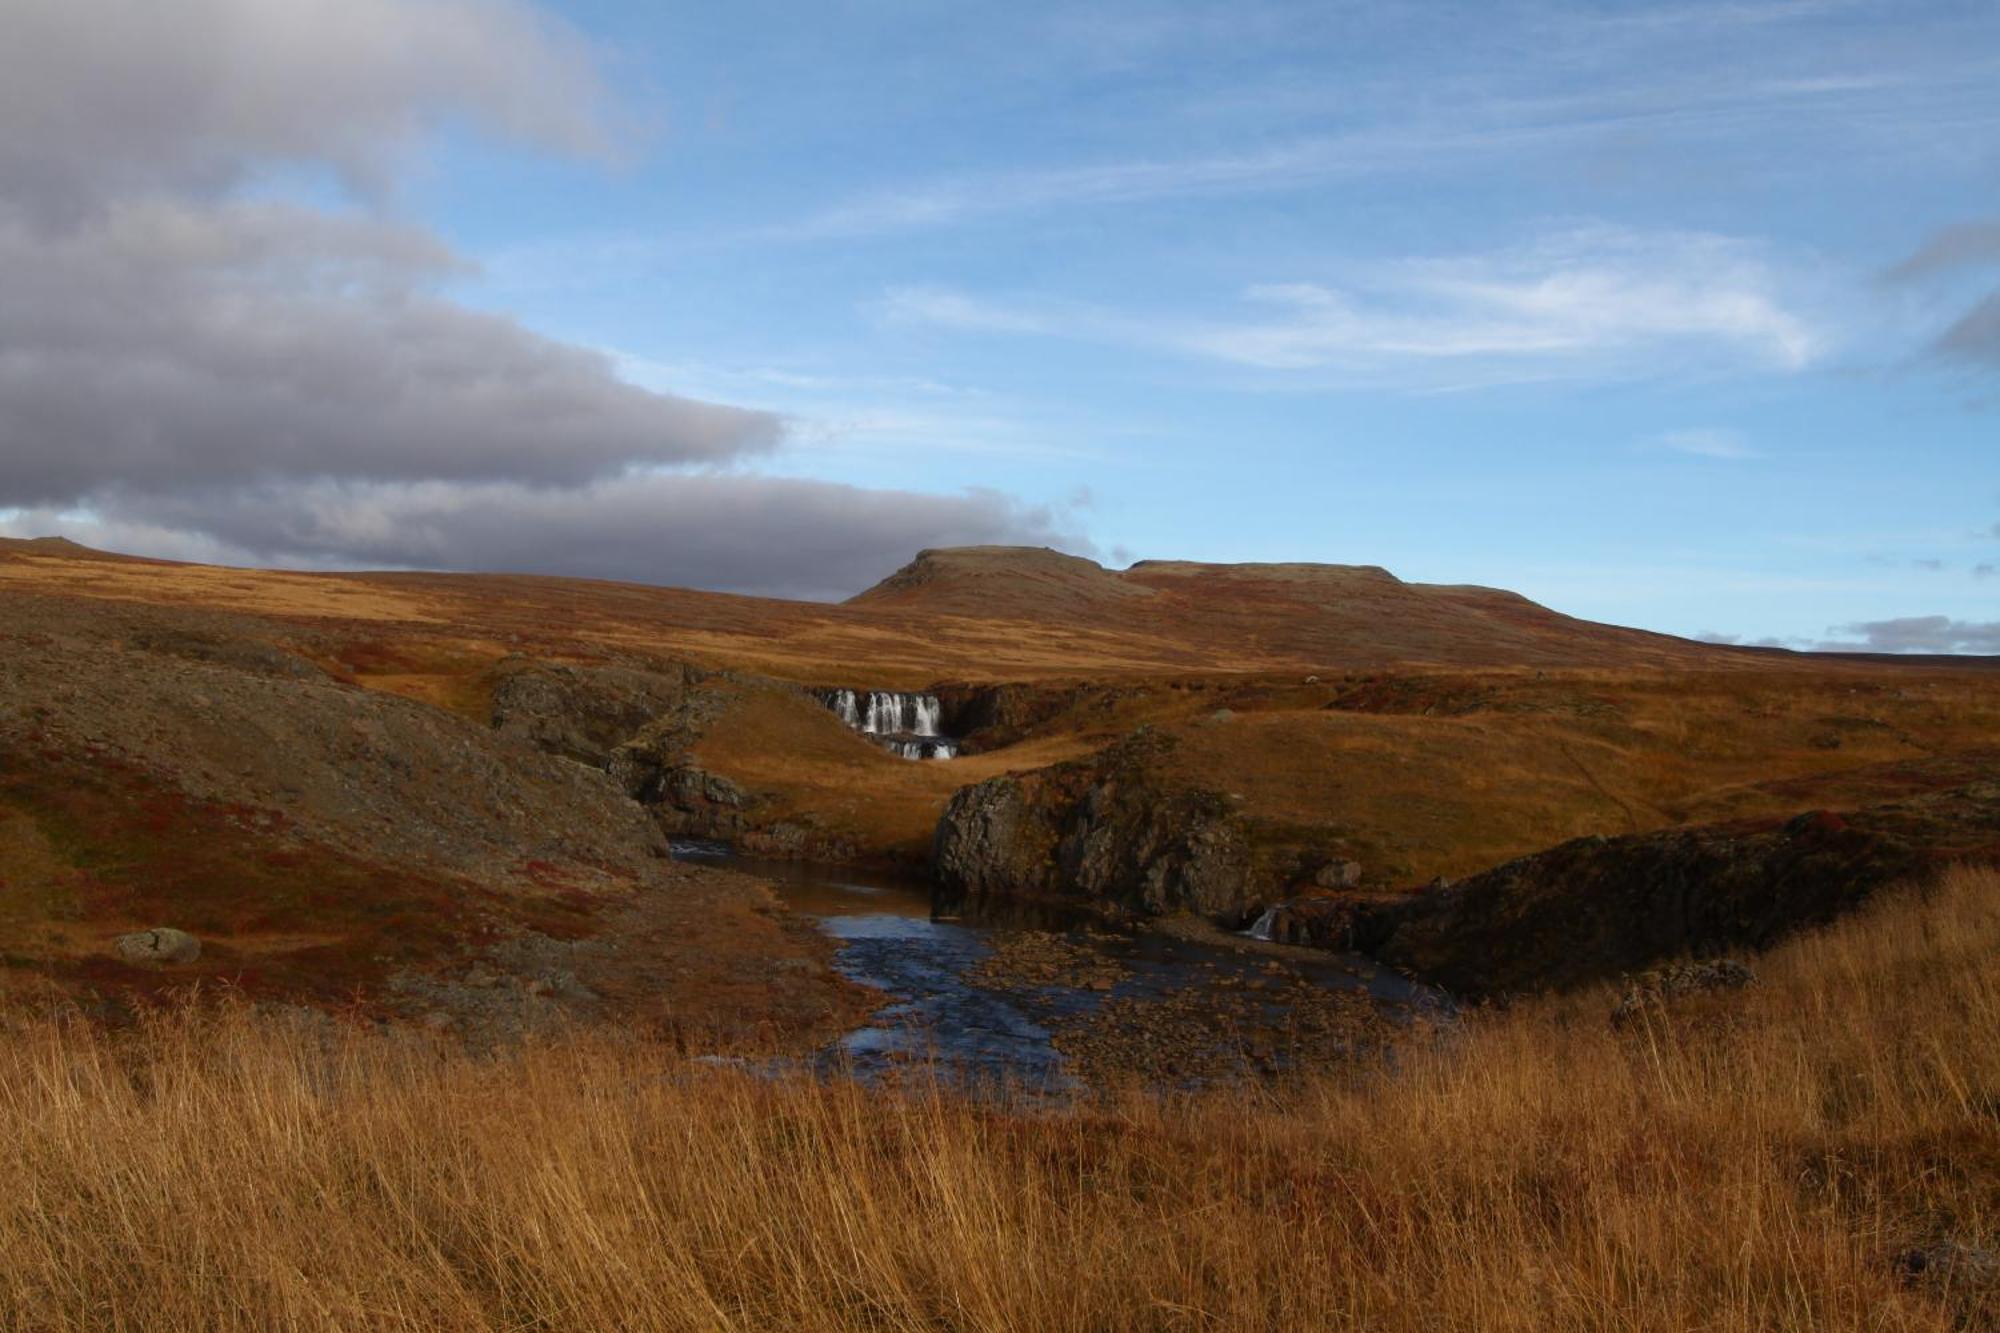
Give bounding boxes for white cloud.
[883,225,1824,387]
[0,0,1076,595]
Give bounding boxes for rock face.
[934,730,1257,919]
[490,657,703,768]
[113,928,201,966]
[1362,784,2000,998]
[604,680,756,841]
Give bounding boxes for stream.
[670,840,1440,1090]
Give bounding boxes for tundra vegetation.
[0,865,1993,1331]
[1,538,1996,1330]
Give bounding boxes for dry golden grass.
[2,866,1994,1331]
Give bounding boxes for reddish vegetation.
[1,534,1996,1014]
[0,748,479,1007]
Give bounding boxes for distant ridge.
[0,535,1887,675]
[0,535,160,563]
[848,545,1725,669]
[846,546,1158,617]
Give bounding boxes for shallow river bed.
[671,841,1439,1089]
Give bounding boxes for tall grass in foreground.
[1,867,1995,1332]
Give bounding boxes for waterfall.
[827,688,862,728]
[819,687,957,761]
[1244,906,1279,941]
[886,738,959,761]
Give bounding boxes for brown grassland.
[1,863,1993,1332]
[7,538,1994,882]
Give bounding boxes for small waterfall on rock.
[1244,906,1279,941]
[819,688,958,760]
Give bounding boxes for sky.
[1,0,1997,649]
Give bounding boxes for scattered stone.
[112,928,201,966]
[971,930,1129,995]
[1052,977,1388,1088]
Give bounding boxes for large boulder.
[113,928,202,966]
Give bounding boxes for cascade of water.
[861,690,909,735]
[820,688,957,760]
[1244,906,1279,941]
[827,689,860,728]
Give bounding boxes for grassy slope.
[2,864,1992,1331]
[692,664,2000,879]
[0,538,1754,682]
[8,538,1996,884]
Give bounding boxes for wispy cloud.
[882,224,1823,387]
[768,37,1996,243]
[1658,428,1759,459]
[613,352,1110,463]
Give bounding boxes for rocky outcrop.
[489,657,704,767]
[596,677,737,827]
[128,627,326,681]
[934,730,1257,919]
[1362,784,2000,998]
[1,605,671,878]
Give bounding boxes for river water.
[670,840,1438,1090]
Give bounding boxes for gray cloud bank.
[1819,617,2000,655]
[4,478,1063,602]
[0,0,1074,597]
[1888,218,2000,372]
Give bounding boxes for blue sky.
[4,0,1998,647]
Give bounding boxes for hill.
[847,545,1741,671]
[1,533,1996,1025]
[0,536,1758,683]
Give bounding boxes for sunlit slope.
[1,538,1764,682]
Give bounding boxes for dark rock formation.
[934,729,1257,919]
[611,711,754,843]
[1362,783,2000,998]
[1243,896,1379,948]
